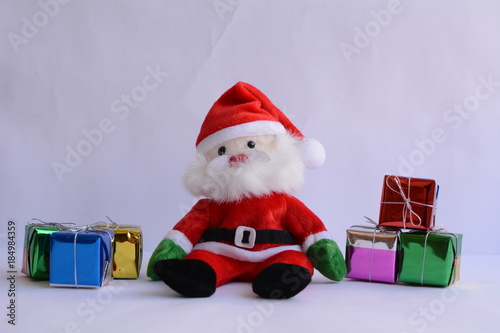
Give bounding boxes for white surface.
[1,1,500,332]
[2,254,499,333]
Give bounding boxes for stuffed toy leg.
[148,236,346,298]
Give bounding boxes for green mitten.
[147,238,187,280]
[306,238,347,281]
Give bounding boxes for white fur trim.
[164,230,193,254]
[302,231,332,252]
[300,138,326,169]
[197,120,287,154]
[185,133,305,202]
[192,242,302,262]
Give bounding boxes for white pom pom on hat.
[299,137,326,169]
[195,81,326,169]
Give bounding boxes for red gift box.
[378,175,438,230]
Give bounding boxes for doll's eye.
[218,146,226,156]
[247,141,256,149]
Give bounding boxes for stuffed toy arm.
[147,238,187,280]
[285,196,347,281]
[147,199,211,280]
[305,238,346,281]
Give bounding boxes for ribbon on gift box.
[420,227,460,286]
[92,216,120,232]
[380,175,436,229]
[23,219,78,277]
[28,218,78,230]
[65,220,115,288]
[350,216,396,282]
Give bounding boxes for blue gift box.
[50,230,113,288]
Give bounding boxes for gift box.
[112,224,143,279]
[398,231,462,287]
[345,225,400,283]
[22,222,67,279]
[50,230,114,288]
[22,224,32,276]
[379,175,439,230]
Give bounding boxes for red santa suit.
[163,193,331,286]
[149,82,343,298]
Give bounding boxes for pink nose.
[229,154,248,167]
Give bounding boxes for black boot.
[154,259,216,297]
[252,263,311,299]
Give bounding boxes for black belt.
[201,227,296,249]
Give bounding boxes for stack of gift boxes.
[22,219,143,287]
[345,175,462,287]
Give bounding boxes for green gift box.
[22,223,66,279]
[398,231,462,287]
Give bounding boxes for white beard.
[183,134,305,202]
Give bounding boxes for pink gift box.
[345,225,399,283]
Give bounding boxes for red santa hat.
[196,81,326,168]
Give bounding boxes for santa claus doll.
[147,81,346,298]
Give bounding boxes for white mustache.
[206,149,271,176]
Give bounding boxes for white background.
[1,1,500,332]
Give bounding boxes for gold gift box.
[112,225,143,279]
